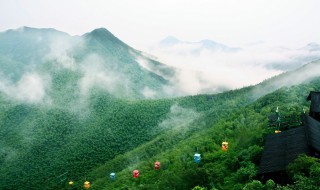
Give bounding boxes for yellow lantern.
[84,181,90,189]
[275,130,281,133]
[222,141,229,151]
[68,181,73,187]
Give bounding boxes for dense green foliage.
[81,79,320,190]
[0,84,252,189]
[1,75,320,190]
[0,92,170,189]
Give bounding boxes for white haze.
[0,36,135,105]
[1,28,320,105]
[47,37,134,100]
[158,104,200,130]
[0,72,51,104]
[250,59,320,99]
[148,42,320,94]
[141,87,157,99]
[2,0,320,51]
[78,54,133,98]
[45,35,79,71]
[0,35,78,105]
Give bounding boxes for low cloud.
[135,56,170,80]
[141,87,157,98]
[78,54,133,98]
[45,35,83,70]
[148,41,320,95]
[250,59,320,99]
[0,72,51,104]
[158,104,200,130]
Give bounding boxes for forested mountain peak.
[83,27,120,44]
[84,28,117,39]
[0,27,176,100]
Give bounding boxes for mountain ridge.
[0,27,177,100]
[159,36,241,53]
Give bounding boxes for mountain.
[265,43,320,72]
[251,59,320,99]
[0,27,179,189]
[0,27,70,81]
[158,36,241,54]
[0,27,176,100]
[159,36,181,47]
[301,42,320,52]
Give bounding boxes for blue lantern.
[194,153,201,163]
[110,172,116,180]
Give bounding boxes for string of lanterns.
[68,141,229,189]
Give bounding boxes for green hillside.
[85,77,320,190]
[1,73,320,189]
[1,27,320,190]
[0,83,252,189]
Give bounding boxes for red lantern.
[154,161,160,170]
[133,170,139,178]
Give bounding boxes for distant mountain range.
[155,35,320,73]
[301,42,320,52]
[159,35,320,54]
[159,36,241,54]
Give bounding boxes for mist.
[45,35,79,71]
[0,72,51,104]
[148,41,320,95]
[78,54,134,98]
[158,104,200,130]
[1,27,320,105]
[250,59,320,99]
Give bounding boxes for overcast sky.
[1,0,320,51]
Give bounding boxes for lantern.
[154,161,160,170]
[275,130,281,133]
[133,170,139,178]
[84,181,90,189]
[68,181,73,187]
[194,153,201,163]
[110,172,116,180]
[222,141,228,151]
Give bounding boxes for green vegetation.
[1,28,320,190]
[82,79,320,190]
[0,84,252,189]
[2,77,319,189]
[1,75,320,189]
